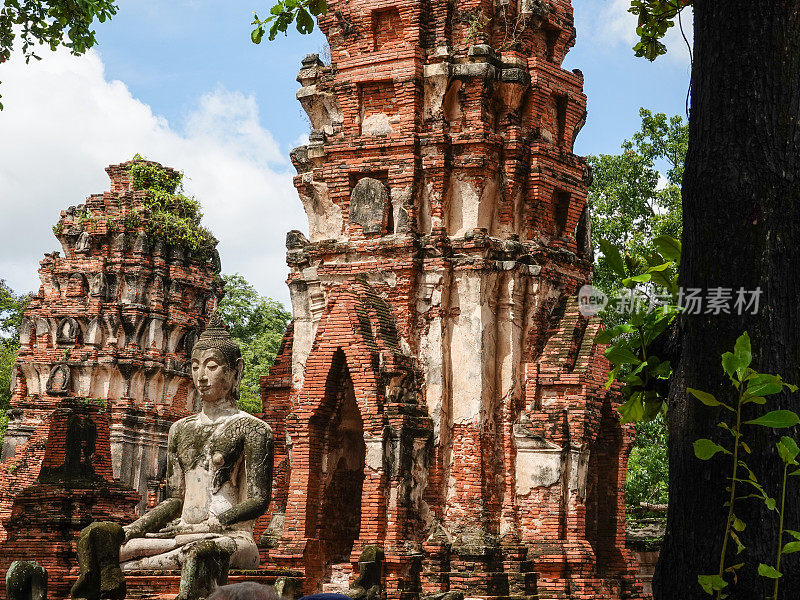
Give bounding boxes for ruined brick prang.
[260,0,645,598]
[0,160,222,585]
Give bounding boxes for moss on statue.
[6,561,48,600]
[176,539,234,600]
[347,545,384,600]
[70,521,126,600]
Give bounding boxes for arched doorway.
[312,349,366,564]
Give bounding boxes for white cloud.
[0,48,307,307]
[594,0,639,47]
[577,0,693,64]
[290,131,311,151]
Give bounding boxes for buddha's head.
[191,312,244,406]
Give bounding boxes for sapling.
[690,332,798,598]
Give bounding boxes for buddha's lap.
[120,531,259,570]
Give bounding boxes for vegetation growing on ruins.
[217,273,291,413]
[127,155,217,262]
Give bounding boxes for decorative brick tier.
[258,0,646,598]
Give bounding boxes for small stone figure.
[75,231,91,253]
[46,364,71,395]
[349,178,390,236]
[71,313,273,600]
[6,561,48,600]
[347,545,384,600]
[57,318,79,345]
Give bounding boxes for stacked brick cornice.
[260,0,643,598]
[0,160,221,596]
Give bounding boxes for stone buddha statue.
[71,313,273,600]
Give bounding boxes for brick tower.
[0,159,222,590]
[260,0,642,598]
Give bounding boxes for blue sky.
[93,0,692,157]
[0,0,692,306]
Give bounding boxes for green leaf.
[651,359,672,378]
[687,388,721,407]
[646,262,671,273]
[622,273,652,286]
[296,7,314,34]
[625,374,644,387]
[618,393,644,424]
[733,332,752,378]
[642,398,664,421]
[308,0,327,15]
[721,352,740,380]
[595,330,614,344]
[746,374,784,398]
[782,541,800,554]
[732,516,745,532]
[693,439,729,460]
[743,394,768,405]
[595,323,634,345]
[757,563,781,579]
[598,239,626,278]
[744,410,800,429]
[697,574,727,594]
[251,26,264,44]
[605,346,640,365]
[778,436,800,464]
[785,530,800,541]
[652,235,681,263]
[765,497,777,511]
[605,366,618,389]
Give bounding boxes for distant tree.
[587,108,687,296]
[587,109,686,513]
[0,0,118,108]
[217,274,291,413]
[0,281,31,440]
[625,413,669,508]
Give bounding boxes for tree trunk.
[653,2,800,599]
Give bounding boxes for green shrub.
[127,155,217,261]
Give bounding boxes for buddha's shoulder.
[227,411,272,437]
[170,413,201,433]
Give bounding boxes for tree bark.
[653,2,800,599]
